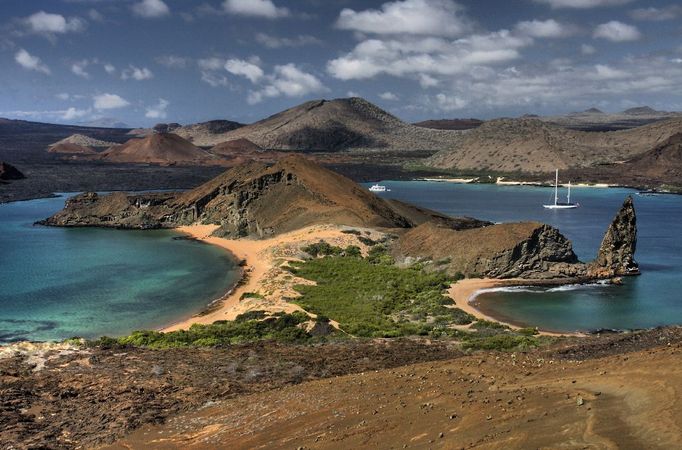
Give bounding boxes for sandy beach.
[448,278,580,336]
[162,224,384,332]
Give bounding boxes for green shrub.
[239,292,265,300]
[462,334,539,351]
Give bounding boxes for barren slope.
[428,117,682,173]
[100,133,216,165]
[181,97,462,150]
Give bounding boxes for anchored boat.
[543,169,579,209]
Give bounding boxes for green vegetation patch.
[288,255,475,338]
[91,311,319,349]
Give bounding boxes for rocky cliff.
[589,196,639,276]
[395,196,638,280]
[40,155,488,237]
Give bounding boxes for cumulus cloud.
[93,93,130,110]
[225,58,264,83]
[433,93,468,111]
[14,49,50,74]
[533,0,633,8]
[581,44,596,54]
[254,33,322,49]
[336,0,473,37]
[198,57,226,71]
[104,63,116,74]
[515,19,576,38]
[145,98,169,119]
[327,31,531,80]
[132,0,170,18]
[121,65,154,80]
[247,64,327,104]
[379,91,399,100]
[222,0,289,19]
[24,11,85,36]
[201,72,229,87]
[629,6,682,21]
[593,21,641,42]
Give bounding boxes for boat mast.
[567,181,571,204]
[554,169,558,206]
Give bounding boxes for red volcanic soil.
[100,133,218,165]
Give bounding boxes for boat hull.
[543,204,579,209]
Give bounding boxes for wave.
[473,281,611,299]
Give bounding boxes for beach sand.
[162,224,384,332]
[448,278,579,336]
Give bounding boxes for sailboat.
[543,169,579,209]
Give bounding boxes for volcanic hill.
[427,117,682,173]
[100,133,216,165]
[42,155,488,237]
[174,119,245,145]
[48,134,116,155]
[180,97,461,150]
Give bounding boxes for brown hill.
[0,162,25,181]
[48,143,97,155]
[428,118,682,173]
[100,133,215,165]
[209,138,263,156]
[174,120,245,146]
[620,133,682,182]
[42,155,488,237]
[181,97,461,150]
[413,118,483,131]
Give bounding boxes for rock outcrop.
[395,221,580,279]
[0,162,25,181]
[589,196,639,276]
[41,155,489,237]
[396,196,639,280]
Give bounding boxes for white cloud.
[155,55,189,69]
[581,44,596,54]
[145,98,169,119]
[24,11,85,35]
[93,93,130,110]
[71,60,90,79]
[254,33,322,49]
[630,6,682,21]
[593,21,641,42]
[379,91,399,100]
[198,57,226,71]
[247,64,327,104]
[222,0,289,19]
[433,93,468,111]
[121,65,154,80]
[327,31,531,80]
[515,19,575,38]
[132,0,170,18]
[533,0,633,8]
[336,0,472,37]
[418,73,439,87]
[62,107,91,121]
[88,9,104,22]
[592,64,628,80]
[104,63,116,74]
[225,58,264,83]
[56,93,71,101]
[347,91,361,97]
[201,71,229,87]
[14,49,50,74]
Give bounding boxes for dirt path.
[106,341,682,449]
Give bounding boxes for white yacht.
[369,184,389,192]
[543,169,579,209]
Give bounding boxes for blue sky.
[1,0,681,126]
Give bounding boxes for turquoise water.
[373,181,682,332]
[0,194,240,342]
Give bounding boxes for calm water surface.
[0,194,240,342]
[373,181,682,332]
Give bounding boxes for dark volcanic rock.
[590,196,639,276]
[0,162,25,181]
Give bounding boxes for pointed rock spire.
[591,196,639,276]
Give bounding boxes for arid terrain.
[1,328,679,449]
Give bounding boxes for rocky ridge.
[0,162,25,182]
[40,155,488,237]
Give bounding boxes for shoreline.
[448,278,586,337]
[161,224,383,332]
